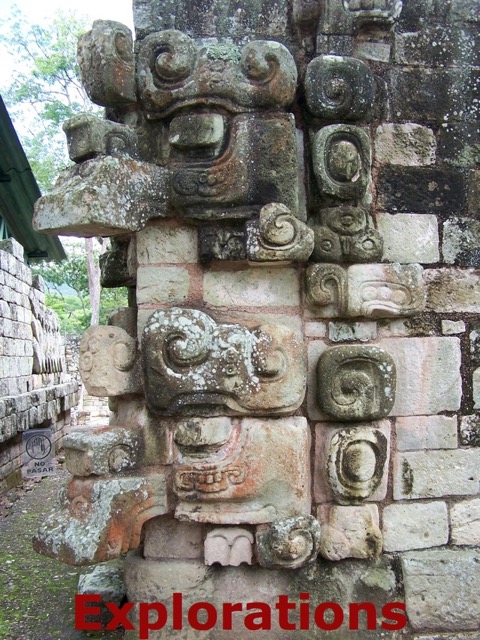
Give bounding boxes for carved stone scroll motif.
[143,308,306,415]
[312,125,371,201]
[306,263,425,318]
[305,56,376,121]
[246,203,314,262]
[33,471,169,565]
[256,515,321,569]
[173,417,311,524]
[317,345,396,421]
[79,326,142,397]
[205,528,254,566]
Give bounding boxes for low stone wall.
[0,238,79,492]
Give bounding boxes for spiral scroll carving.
[305,264,348,314]
[256,516,322,569]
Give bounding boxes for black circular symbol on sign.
[26,434,52,460]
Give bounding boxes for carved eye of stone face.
[343,441,377,482]
[328,140,361,182]
[112,340,135,372]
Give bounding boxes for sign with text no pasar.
[22,429,55,477]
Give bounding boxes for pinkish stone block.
[204,527,254,566]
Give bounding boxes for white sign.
[22,429,56,477]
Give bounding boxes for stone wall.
[0,238,78,492]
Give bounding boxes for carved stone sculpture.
[317,504,382,560]
[256,515,321,568]
[204,528,254,566]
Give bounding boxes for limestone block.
[375,124,436,166]
[377,213,440,264]
[396,416,457,451]
[173,417,311,524]
[169,112,225,153]
[460,415,480,447]
[100,237,136,288]
[401,549,480,631]
[328,321,377,342]
[0,237,25,262]
[314,421,390,504]
[443,218,480,267]
[317,345,396,421]
[312,125,371,200]
[78,20,136,107]
[33,156,169,236]
[246,203,314,263]
[63,113,138,163]
[450,499,480,545]
[256,515,321,568]
[305,55,375,120]
[63,426,142,476]
[136,225,198,265]
[78,560,125,625]
[305,321,327,338]
[205,527,254,566]
[343,0,403,25]
[173,416,232,453]
[137,33,297,115]
[199,224,246,262]
[143,309,306,415]
[394,450,480,500]
[80,326,142,397]
[380,336,462,415]
[33,471,169,565]
[317,504,382,560]
[473,368,480,409]
[442,320,466,335]
[137,266,190,305]
[143,516,204,560]
[383,502,448,552]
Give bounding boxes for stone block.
[377,213,439,264]
[383,502,449,552]
[378,337,462,416]
[394,450,480,500]
[425,268,480,313]
[143,516,204,560]
[328,321,377,342]
[442,320,465,335]
[314,421,390,504]
[443,218,480,267]
[437,123,480,168]
[205,527,254,566]
[173,417,311,524]
[78,560,125,626]
[467,169,480,217]
[256,515,321,568]
[470,322,480,367]
[199,224,246,263]
[375,124,436,166]
[204,267,299,308]
[63,113,138,162]
[137,266,190,305]
[396,415,457,451]
[450,499,480,546]
[402,549,480,631]
[136,225,198,265]
[0,238,24,261]
[143,308,306,415]
[305,322,327,338]
[473,368,480,410]
[317,504,382,560]
[460,414,480,447]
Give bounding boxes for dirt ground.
[0,468,124,640]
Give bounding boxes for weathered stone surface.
[143,516,204,560]
[375,123,436,166]
[246,203,314,263]
[78,560,125,626]
[78,20,136,107]
[143,308,306,415]
[305,55,375,120]
[443,218,480,267]
[378,337,462,415]
[33,471,169,565]
[396,415,457,451]
[312,125,371,200]
[317,345,396,421]
[33,156,169,237]
[136,225,198,265]
[377,213,440,264]
[63,426,141,476]
[425,268,480,314]
[460,414,480,447]
[317,504,382,560]
[305,264,349,317]
[437,123,480,168]
[173,417,311,524]
[343,0,403,25]
[383,502,449,552]
[473,368,480,410]
[99,237,136,288]
[402,549,480,631]
[63,113,138,163]
[314,421,390,504]
[450,499,480,546]
[394,450,480,500]
[137,266,190,305]
[415,635,480,640]
[205,527,254,566]
[199,224,247,262]
[79,326,141,397]
[469,322,480,367]
[442,320,466,335]
[328,321,377,342]
[256,515,321,569]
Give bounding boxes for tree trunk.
[85,237,101,326]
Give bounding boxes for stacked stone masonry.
[0,238,79,492]
[31,0,480,637]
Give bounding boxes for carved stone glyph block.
[314,421,391,504]
[317,345,396,421]
[204,528,254,566]
[256,515,321,569]
[343,0,403,24]
[246,203,314,262]
[63,113,138,163]
[305,56,376,121]
[143,308,306,415]
[317,504,382,560]
[312,125,371,201]
[80,326,142,397]
[173,417,311,524]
